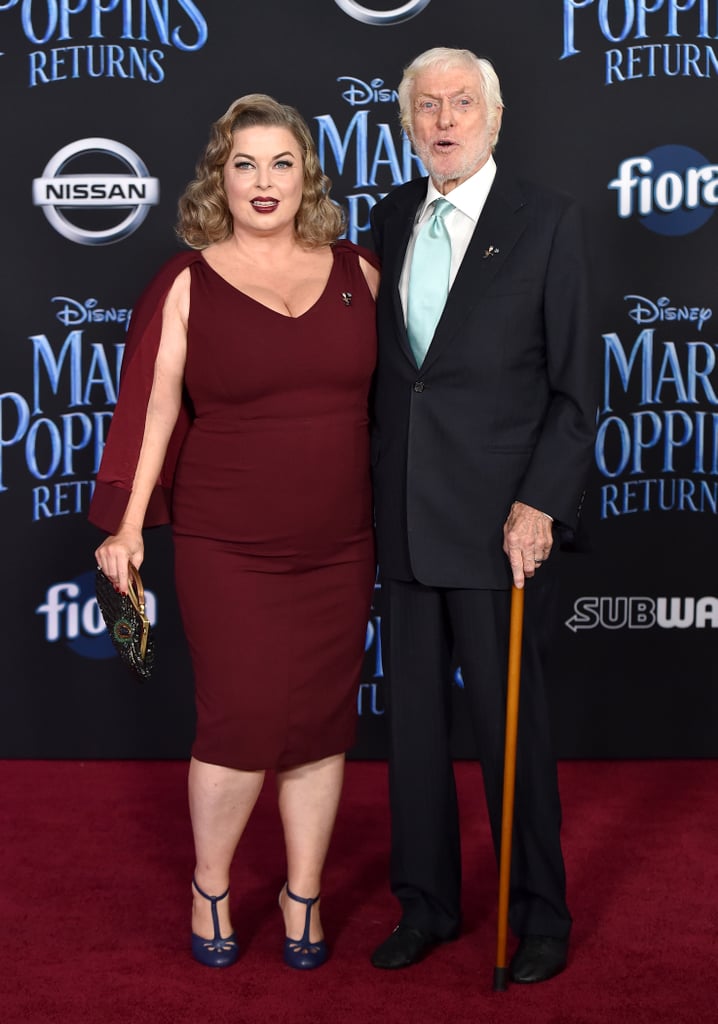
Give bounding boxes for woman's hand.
[95,526,144,595]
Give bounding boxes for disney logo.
[52,296,132,327]
[338,77,398,106]
[625,294,712,332]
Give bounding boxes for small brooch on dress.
[341,292,352,306]
[483,245,500,259]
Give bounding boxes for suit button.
[413,381,425,393]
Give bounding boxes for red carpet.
[1,760,715,1024]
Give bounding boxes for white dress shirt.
[399,155,497,321]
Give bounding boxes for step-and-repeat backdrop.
[1,1,716,759]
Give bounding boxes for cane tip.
[493,966,509,991]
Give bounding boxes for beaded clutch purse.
[95,563,155,680]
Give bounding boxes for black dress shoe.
[509,935,568,983]
[370,924,438,969]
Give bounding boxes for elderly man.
[369,47,596,983]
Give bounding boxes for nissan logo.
[32,138,160,246]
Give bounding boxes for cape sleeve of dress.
[88,249,203,534]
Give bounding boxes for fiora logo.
[32,138,160,245]
[36,571,157,660]
[608,145,718,236]
[334,0,431,25]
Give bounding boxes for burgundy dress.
[174,242,376,770]
[90,240,377,771]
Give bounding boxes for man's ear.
[492,105,504,145]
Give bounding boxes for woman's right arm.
[94,267,190,594]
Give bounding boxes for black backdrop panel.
[1,1,716,758]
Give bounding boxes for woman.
[89,94,379,970]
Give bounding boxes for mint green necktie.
[407,197,453,367]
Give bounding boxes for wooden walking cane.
[493,583,525,991]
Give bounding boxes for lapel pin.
[341,292,352,306]
[483,245,500,259]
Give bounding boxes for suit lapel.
[420,172,528,373]
[381,182,425,367]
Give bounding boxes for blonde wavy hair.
[177,94,345,249]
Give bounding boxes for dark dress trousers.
[370,169,596,940]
